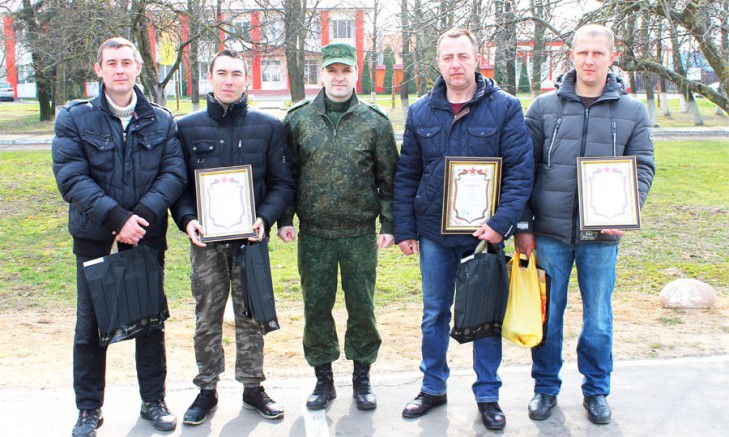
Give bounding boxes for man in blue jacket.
[516,24,655,425]
[394,28,533,431]
[53,37,186,436]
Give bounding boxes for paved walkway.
[2,355,728,436]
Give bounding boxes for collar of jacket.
[95,83,156,121]
[206,92,248,123]
[555,70,627,103]
[310,87,361,115]
[428,72,497,110]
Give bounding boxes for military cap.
[321,43,357,68]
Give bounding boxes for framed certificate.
[577,156,641,230]
[442,157,502,234]
[195,165,257,242]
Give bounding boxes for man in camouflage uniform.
[171,49,294,425]
[277,43,398,411]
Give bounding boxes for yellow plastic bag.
[502,251,543,347]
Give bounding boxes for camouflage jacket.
[279,89,398,238]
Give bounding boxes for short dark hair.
[209,49,248,74]
[436,28,479,57]
[97,37,143,65]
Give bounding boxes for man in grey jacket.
[516,24,655,425]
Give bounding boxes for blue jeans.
[418,237,503,402]
[531,235,618,398]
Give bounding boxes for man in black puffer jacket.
[516,24,655,426]
[170,49,294,426]
[53,37,186,437]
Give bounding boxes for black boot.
[306,363,336,410]
[353,361,376,410]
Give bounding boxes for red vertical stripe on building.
[251,12,262,90]
[218,12,226,51]
[147,15,157,63]
[321,11,330,46]
[355,10,364,93]
[3,16,17,97]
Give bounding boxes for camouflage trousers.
[190,241,265,389]
[298,232,382,366]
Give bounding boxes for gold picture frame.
[195,165,257,242]
[441,157,502,234]
[577,156,641,230]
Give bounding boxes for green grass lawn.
[0,140,727,312]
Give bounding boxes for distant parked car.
[0,82,14,101]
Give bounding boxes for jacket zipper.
[547,118,562,168]
[571,107,591,245]
[611,121,617,156]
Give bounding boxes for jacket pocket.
[191,141,221,168]
[467,126,499,152]
[83,130,115,172]
[416,126,443,158]
[136,131,167,171]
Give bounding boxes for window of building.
[234,20,252,42]
[262,60,281,82]
[330,19,354,39]
[262,19,284,45]
[304,59,319,85]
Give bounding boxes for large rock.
[659,278,717,309]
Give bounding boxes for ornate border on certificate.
[577,156,641,230]
[195,165,257,242]
[441,157,502,234]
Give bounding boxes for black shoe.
[306,363,336,410]
[478,402,506,430]
[183,389,218,426]
[243,386,284,420]
[140,399,177,432]
[528,393,557,421]
[401,392,447,418]
[353,361,377,410]
[583,395,611,424]
[72,409,103,437]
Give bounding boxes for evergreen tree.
[361,59,372,95]
[518,59,530,94]
[384,46,395,94]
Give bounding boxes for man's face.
[94,46,141,102]
[570,34,616,90]
[436,35,480,92]
[207,55,247,108]
[322,63,357,102]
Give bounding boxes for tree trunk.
[284,0,306,103]
[494,0,517,95]
[529,0,547,98]
[400,0,411,119]
[189,0,201,111]
[133,1,166,106]
[644,73,657,126]
[655,21,671,116]
[370,0,380,104]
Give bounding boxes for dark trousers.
[73,245,167,410]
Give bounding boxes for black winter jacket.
[394,73,534,247]
[171,93,294,235]
[523,70,655,245]
[52,85,186,256]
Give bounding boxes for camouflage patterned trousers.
[298,232,382,366]
[190,241,265,389]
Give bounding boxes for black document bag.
[83,245,169,347]
[450,241,509,344]
[237,239,280,334]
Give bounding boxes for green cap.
[321,43,357,68]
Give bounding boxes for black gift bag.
[83,245,169,347]
[237,239,280,334]
[450,241,509,344]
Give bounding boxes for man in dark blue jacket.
[53,37,186,436]
[170,49,294,426]
[394,28,533,431]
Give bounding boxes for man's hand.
[115,215,149,245]
[247,217,265,242]
[601,229,626,237]
[277,225,296,242]
[377,234,394,249]
[185,219,206,247]
[398,239,419,255]
[515,232,536,258]
[472,224,503,245]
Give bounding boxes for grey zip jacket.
[522,70,655,245]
